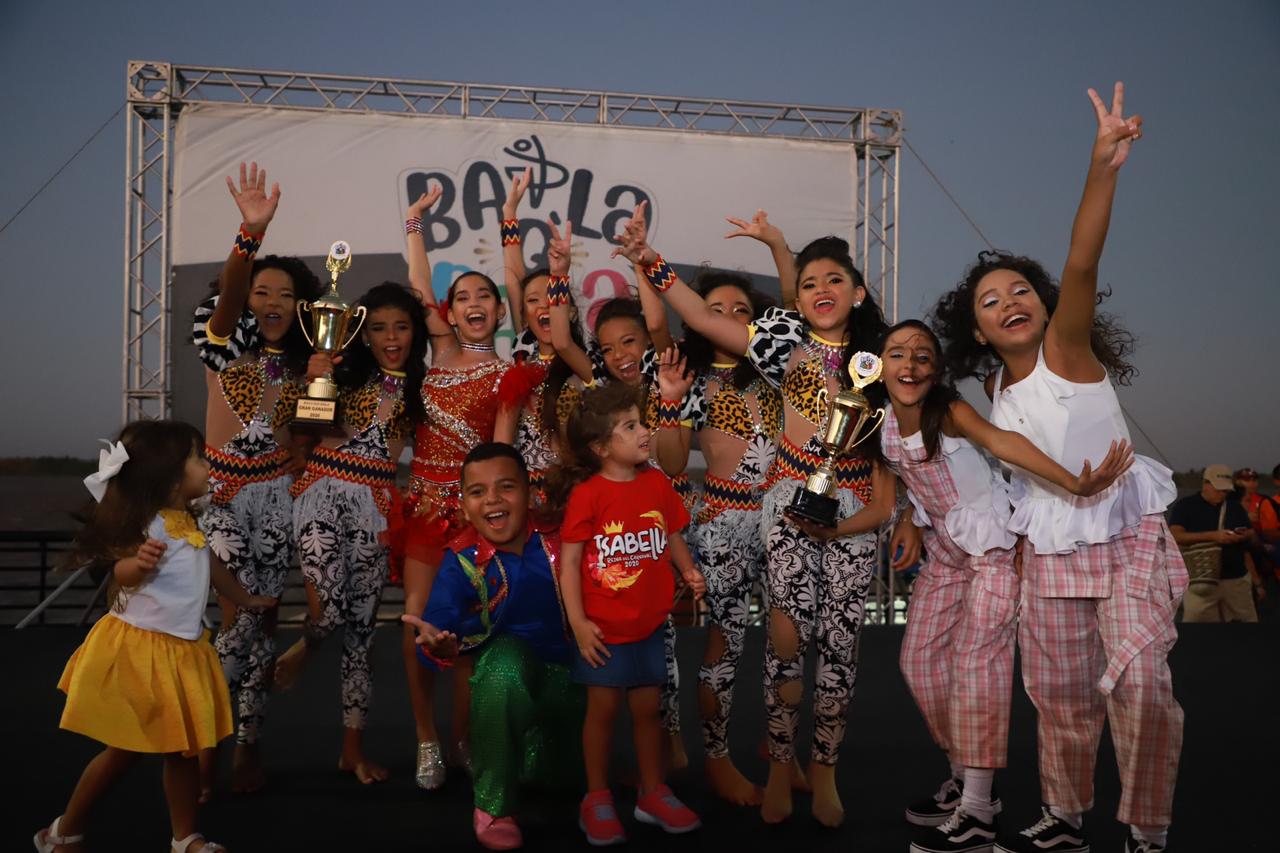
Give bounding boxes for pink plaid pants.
[1019,515,1186,827]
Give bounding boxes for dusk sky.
[2,0,1277,470]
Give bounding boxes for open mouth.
[464,309,488,331]
[536,311,551,331]
[638,438,650,453]
[382,345,404,363]
[814,297,836,313]
[895,374,919,385]
[1002,314,1030,330]
[483,509,510,531]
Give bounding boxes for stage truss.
[124,60,904,618]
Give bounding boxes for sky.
[2,0,1277,470]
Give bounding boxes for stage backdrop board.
[169,103,858,427]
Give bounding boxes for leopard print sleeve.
[746,307,806,389]
[192,294,261,372]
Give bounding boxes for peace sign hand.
[1087,82,1143,171]
[225,161,281,232]
[609,201,656,266]
[504,166,532,218]
[547,219,573,277]
[724,209,784,249]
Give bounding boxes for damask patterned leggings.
[762,486,875,766]
[206,479,293,745]
[294,480,388,730]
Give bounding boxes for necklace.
[460,341,496,354]
[259,347,287,385]
[381,368,406,396]
[807,332,845,375]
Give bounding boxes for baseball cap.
[1203,465,1234,490]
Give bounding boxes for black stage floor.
[7,623,1275,851]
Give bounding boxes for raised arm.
[207,162,281,339]
[652,347,694,477]
[545,220,596,381]
[404,186,458,350]
[725,209,796,309]
[1047,82,1143,373]
[949,400,1133,496]
[634,263,675,354]
[612,202,751,357]
[501,167,533,333]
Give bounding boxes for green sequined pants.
[470,634,585,816]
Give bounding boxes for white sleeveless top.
[114,511,211,640]
[989,348,1175,555]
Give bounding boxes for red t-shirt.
[562,467,691,643]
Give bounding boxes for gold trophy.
[786,352,886,528]
[294,240,367,425]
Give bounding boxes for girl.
[36,420,273,853]
[400,187,514,788]
[549,382,706,846]
[191,162,321,795]
[613,206,911,827]
[275,282,426,785]
[931,83,1183,853]
[494,170,595,504]
[872,320,1130,853]
[649,270,782,806]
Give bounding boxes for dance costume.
[507,333,584,505]
[746,307,878,766]
[291,371,410,729]
[990,347,1185,830]
[193,296,300,744]
[881,409,1019,771]
[681,364,782,759]
[58,510,233,756]
[420,526,583,817]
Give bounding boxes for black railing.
[0,531,82,626]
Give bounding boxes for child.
[35,420,273,853]
[191,161,322,795]
[932,83,1183,853]
[549,382,706,846]
[872,321,1130,853]
[402,443,585,850]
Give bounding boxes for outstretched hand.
[408,186,443,219]
[504,166,532,217]
[547,219,573,277]
[1088,82,1143,171]
[226,161,281,231]
[1071,439,1135,497]
[656,346,694,402]
[400,614,460,658]
[724,209,783,247]
[610,201,656,266]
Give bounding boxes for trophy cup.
[294,240,367,425]
[786,352,886,528]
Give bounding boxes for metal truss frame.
[125,60,901,422]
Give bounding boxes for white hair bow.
[83,439,130,502]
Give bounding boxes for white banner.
[173,103,857,303]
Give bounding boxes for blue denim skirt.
[570,624,665,688]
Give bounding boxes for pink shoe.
[473,808,522,850]
[579,790,627,846]
[634,784,701,834]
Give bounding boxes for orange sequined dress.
[401,359,510,567]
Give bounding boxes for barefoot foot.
[706,755,763,806]
[338,754,390,785]
[231,742,267,794]
[808,762,844,828]
[760,760,793,824]
[272,638,308,692]
[788,756,811,792]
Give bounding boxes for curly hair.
[207,254,325,376]
[542,382,645,516]
[793,236,889,390]
[334,282,429,425]
[929,250,1137,385]
[679,270,774,391]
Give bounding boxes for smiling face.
[796,258,864,335]
[881,325,939,408]
[522,274,552,345]
[177,445,211,502]
[595,405,650,467]
[461,455,530,548]
[247,267,297,344]
[596,316,649,386]
[449,274,505,344]
[972,268,1049,356]
[363,306,413,371]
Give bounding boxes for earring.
[853,301,862,308]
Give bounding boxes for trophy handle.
[339,305,368,351]
[296,301,315,348]
[846,407,887,452]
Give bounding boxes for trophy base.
[786,489,838,528]
[294,397,338,425]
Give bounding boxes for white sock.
[1132,825,1168,847]
[949,757,965,781]
[1049,806,1082,829]
[959,767,994,822]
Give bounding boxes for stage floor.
[8,623,1274,851]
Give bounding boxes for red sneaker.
[473,808,522,850]
[634,784,701,833]
[579,790,627,846]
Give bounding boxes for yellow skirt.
[58,613,233,756]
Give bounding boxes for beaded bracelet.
[500,218,521,246]
[656,398,684,429]
[405,217,423,236]
[547,275,572,306]
[642,253,678,292]
[233,225,264,260]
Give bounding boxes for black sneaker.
[1124,836,1165,853]
[994,807,1089,853]
[906,776,1003,827]
[910,807,998,853]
